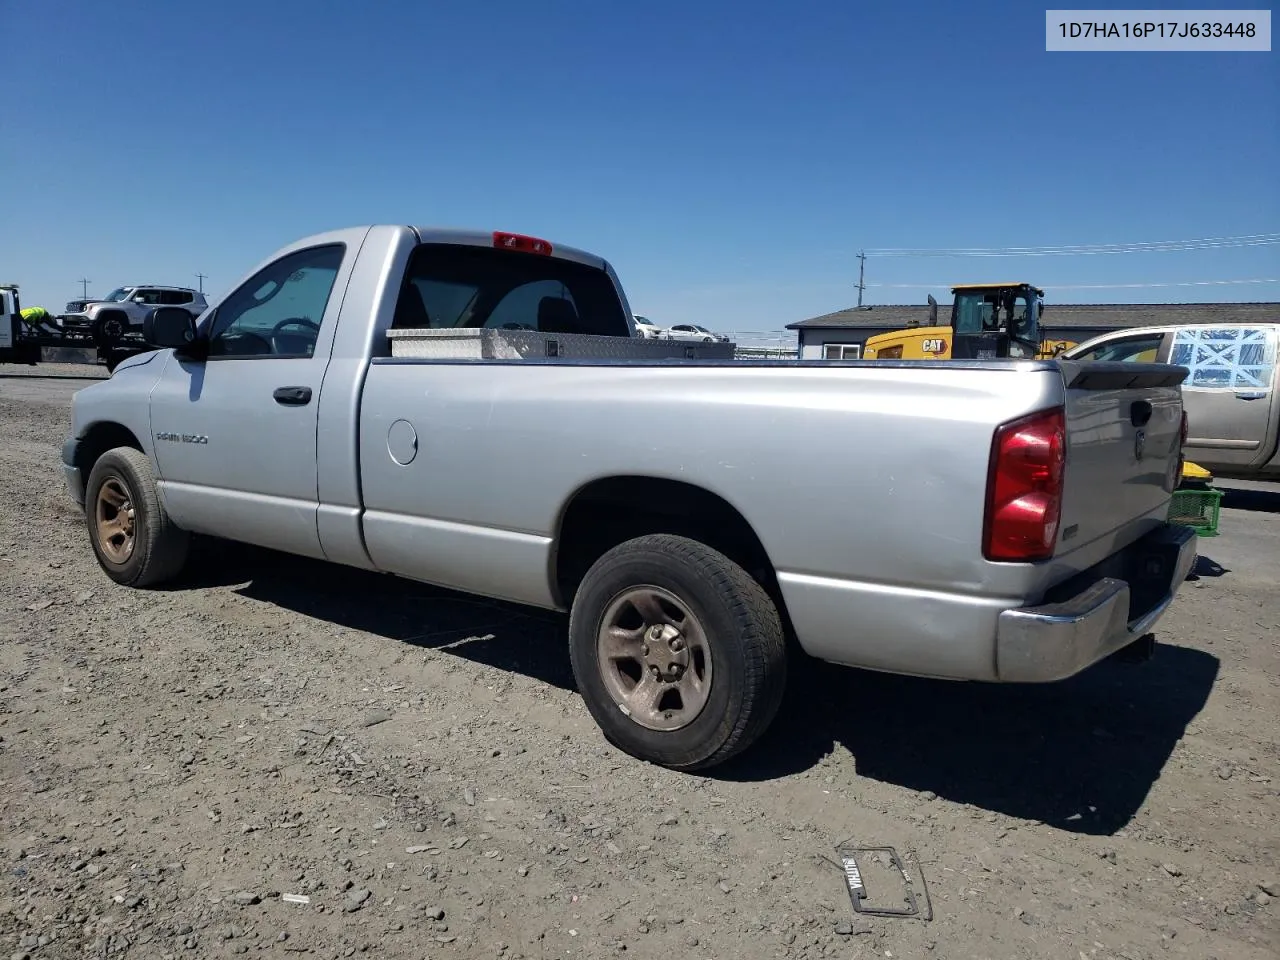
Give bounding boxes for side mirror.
[927,294,938,326]
[144,306,197,350]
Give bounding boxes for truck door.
[147,242,354,558]
[1169,325,1280,470]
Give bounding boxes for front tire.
[93,312,127,348]
[85,447,190,587]
[568,534,787,771]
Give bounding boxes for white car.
[664,323,729,343]
[632,315,663,339]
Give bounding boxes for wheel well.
[76,422,143,478]
[553,476,789,619]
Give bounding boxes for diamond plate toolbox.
[386,327,736,361]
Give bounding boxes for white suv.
[61,285,208,345]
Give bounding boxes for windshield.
[633,315,654,326]
[102,287,131,302]
[952,289,1036,340]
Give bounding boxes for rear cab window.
[391,244,629,337]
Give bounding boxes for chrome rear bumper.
[995,523,1197,682]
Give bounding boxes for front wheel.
[84,447,190,587]
[93,313,127,347]
[568,534,787,771]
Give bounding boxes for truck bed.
[349,354,1185,681]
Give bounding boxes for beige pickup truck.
[1063,322,1280,482]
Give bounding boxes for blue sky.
[4,0,1277,332]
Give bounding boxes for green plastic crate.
[1168,486,1223,538]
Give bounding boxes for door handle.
[1234,391,1265,400]
[273,386,312,405]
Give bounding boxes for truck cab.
[949,282,1045,360]
[0,284,41,364]
[0,284,19,354]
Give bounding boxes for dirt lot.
[2,365,1277,960]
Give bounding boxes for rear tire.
[85,446,189,587]
[568,534,787,771]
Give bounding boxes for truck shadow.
[1188,554,1229,578]
[179,538,1219,837]
[716,643,1220,836]
[1220,484,1280,514]
[178,537,576,689]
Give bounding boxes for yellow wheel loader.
[864,282,1064,360]
[861,282,1209,490]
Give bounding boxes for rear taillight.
[983,406,1066,562]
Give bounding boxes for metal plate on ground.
[386,327,736,361]
[835,843,933,920]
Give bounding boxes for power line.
[867,278,1280,290]
[864,232,1280,258]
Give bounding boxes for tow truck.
[1,284,150,372]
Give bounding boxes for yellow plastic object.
[1181,460,1212,485]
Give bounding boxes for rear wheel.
[85,447,189,587]
[568,534,787,770]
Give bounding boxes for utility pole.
[78,278,91,299]
[196,272,206,294]
[856,250,866,307]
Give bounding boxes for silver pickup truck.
[61,225,1197,771]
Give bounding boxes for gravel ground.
[2,364,1277,960]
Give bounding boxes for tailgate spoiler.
[1057,360,1189,391]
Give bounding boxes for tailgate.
[1053,360,1188,569]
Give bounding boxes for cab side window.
[1170,326,1277,390]
[1072,332,1165,363]
[205,245,345,359]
